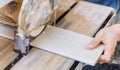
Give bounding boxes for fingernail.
[98,55,104,64]
[86,45,93,49]
[99,61,104,64]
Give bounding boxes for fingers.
[87,30,103,49]
[103,42,116,62]
[87,26,119,64]
[87,38,101,49]
[98,55,105,64]
[98,40,116,63]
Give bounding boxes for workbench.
[0,0,115,70]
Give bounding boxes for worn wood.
[11,1,114,70]
[58,1,114,36]
[0,14,17,26]
[49,0,77,23]
[0,0,76,70]
[0,0,12,8]
[11,48,74,70]
[0,37,18,70]
[0,0,22,26]
[0,23,16,40]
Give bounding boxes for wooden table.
[0,1,115,70]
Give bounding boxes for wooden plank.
[58,1,114,36]
[0,14,17,26]
[11,48,74,70]
[0,0,22,26]
[0,37,18,70]
[30,26,104,66]
[11,1,113,70]
[75,63,84,70]
[0,23,16,40]
[0,1,21,69]
[0,0,12,8]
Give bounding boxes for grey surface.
[30,26,105,66]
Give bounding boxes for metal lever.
[13,29,30,55]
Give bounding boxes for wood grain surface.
[0,37,18,70]
[0,0,77,70]
[11,1,113,70]
[0,23,16,40]
[0,0,22,26]
[58,1,114,36]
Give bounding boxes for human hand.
[87,24,120,64]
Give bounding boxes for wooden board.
[0,23,16,40]
[0,14,17,26]
[11,1,113,70]
[50,0,76,22]
[0,0,22,26]
[29,0,77,37]
[0,0,12,8]
[58,1,114,36]
[30,26,104,66]
[0,37,18,70]
[11,48,74,70]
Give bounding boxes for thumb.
[87,38,101,49]
[87,31,103,49]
